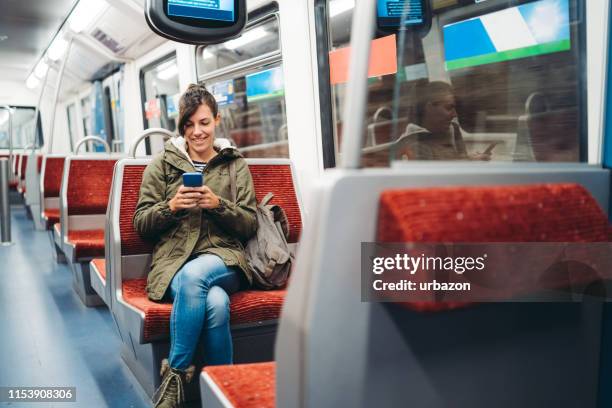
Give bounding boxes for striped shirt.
[193,160,207,173]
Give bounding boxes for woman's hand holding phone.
[169,186,205,212]
[197,186,220,210]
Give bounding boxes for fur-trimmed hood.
[163,136,241,173]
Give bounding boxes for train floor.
[0,205,170,408]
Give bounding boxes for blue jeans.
[168,254,241,370]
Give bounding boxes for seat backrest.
[60,155,119,239]
[42,156,66,199]
[248,160,302,243]
[377,183,610,311]
[366,118,408,146]
[378,183,609,243]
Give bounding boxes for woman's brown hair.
[177,83,219,136]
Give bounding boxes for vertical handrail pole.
[339,0,377,169]
[32,68,50,150]
[48,38,74,154]
[0,158,13,245]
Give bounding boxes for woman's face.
[424,93,457,133]
[184,103,220,156]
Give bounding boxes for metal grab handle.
[129,128,175,158]
[74,136,111,155]
[373,106,392,123]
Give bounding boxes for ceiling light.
[68,0,108,33]
[34,60,48,79]
[329,0,355,18]
[224,26,268,50]
[47,34,68,61]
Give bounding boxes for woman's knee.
[179,255,226,288]
[205,286,231,328]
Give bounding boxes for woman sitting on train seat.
[399,80,491,161]
[133,84,257,408]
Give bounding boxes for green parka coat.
[133,137,257,301]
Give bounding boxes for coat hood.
[164,136,241,172]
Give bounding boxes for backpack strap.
[261,192,274,206]
[229,160,237,203]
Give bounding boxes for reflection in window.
[198,14,288,159]
[0,107,40,149]
[141,54,181,154]
[324,0,585,167]
[197,17,280,73]
[142,56,180,132]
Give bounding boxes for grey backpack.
[229,161,294,290]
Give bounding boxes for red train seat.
[202,362,275,408]
[41,156,66,230]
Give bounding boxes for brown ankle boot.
[152,358,195,408]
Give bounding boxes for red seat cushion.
[8,180,17,190]
[122,279,286,342]
[67,229,105,259]
[377,183,611,312]
[204,362,275,408]
[90,258,106,281]
[43,209,60,229]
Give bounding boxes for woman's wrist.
[168,197,178,213]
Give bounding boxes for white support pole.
[338,0,377,169]
[47,38,74,154]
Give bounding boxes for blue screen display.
[443,0,570,70]
[245,67,284,102]
[167,0,234,22]
[377,0,424,26]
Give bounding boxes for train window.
[321,0,587,167]
[0,107,42,149]
[197,13,288,158]
[196,16,280,73]
[140,53,181,154]
[141,54,180,132]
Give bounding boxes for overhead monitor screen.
[377,0,424,27]
[167,0,235,22]
[443,0,570,71]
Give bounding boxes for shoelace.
[152,369,185,408]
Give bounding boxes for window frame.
[139,51,179,155]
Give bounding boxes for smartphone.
[483,142,498,155]
[182,172,203,187]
